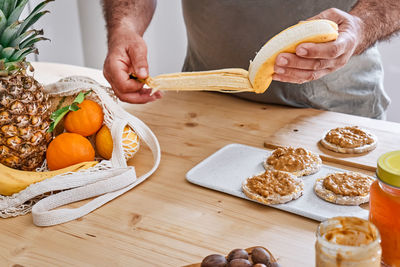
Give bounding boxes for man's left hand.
[273,8,364,84]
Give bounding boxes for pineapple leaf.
[9,28,35,47]
[10,0,17,8]
[1,46,15,58]
[48,90,93,132]
[19,10,48,36]
[9,45,29,60]
[19,36,48,49]
[0,20,20,46]
[2,0,14,18]
[0,0,54,71]
[7,0,28,26]
[0,9,6,34]
[17,0,53,36]
[11,46,37,60]
[4,60,24,70]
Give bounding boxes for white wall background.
[379,41,400,122]
[28,0,400,122]
[28,0,84,66]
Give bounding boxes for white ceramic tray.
[186,143,370,222]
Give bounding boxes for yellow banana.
[0,161,98,196]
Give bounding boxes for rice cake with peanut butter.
[320,126,377,154]
[242,170,304,205]
[263,147,322,177]
[314,172,374,205]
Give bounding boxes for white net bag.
[0,76,161,226]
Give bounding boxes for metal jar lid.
[377,150,400,188]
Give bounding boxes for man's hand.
[273,8,363,84]
[102,0,159,104]
[103,29,162,104]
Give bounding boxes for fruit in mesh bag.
[64,99,104,136]
[46,133,95,170]
[95,125,139,160]
[0,0,53,171]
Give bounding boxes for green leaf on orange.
[47,90,92,133]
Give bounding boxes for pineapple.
[0,0,53,171]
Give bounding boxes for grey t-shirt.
[181,0,390,119]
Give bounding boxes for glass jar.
[370,150,400,267]
[315,216,381,267]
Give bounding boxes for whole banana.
[0,161,98,196]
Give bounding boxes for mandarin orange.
[46,133,95,170]
[64,99,103,136]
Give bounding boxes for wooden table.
[0,62,395,266]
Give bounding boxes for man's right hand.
[103,29,162,104]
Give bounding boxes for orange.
[64,99,104,136]
[95,125,139,160]
[46,133,95,170]
[95,125,113,159]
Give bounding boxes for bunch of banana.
[0,161,97,196]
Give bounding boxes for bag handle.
[32,167,136,226]
[31,116,161,226]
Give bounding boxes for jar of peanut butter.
[370,150,400,267]
[315,216,381,267]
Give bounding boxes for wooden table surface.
[1,62,395,266]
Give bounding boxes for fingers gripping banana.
[248,19,339,93]
[0,161,98,196]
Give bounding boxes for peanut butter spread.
[323,172,374,197]
[316,217,382,267]
[324,126,374,148]
[324,217,378,246]
[267,147,318,172]
[246,170,296,197]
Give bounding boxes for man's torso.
[181,0,390,119]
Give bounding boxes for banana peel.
[133,68,254,94]
[0,161,98,196]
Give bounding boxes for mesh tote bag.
[0,76,161,226]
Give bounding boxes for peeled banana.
[145,19,338,94]
[249,19,339,93]
[0,161,98,196]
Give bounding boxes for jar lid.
[377,150,400,187]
